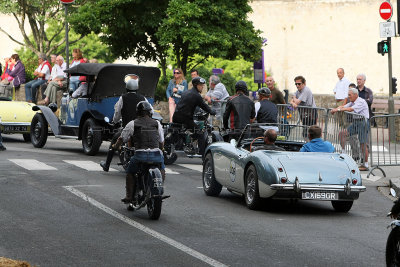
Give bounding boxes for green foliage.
[157,0,263,74]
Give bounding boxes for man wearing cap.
[25,53,51,103]
[223,81,255,139]
[255,87,278,124]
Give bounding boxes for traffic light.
[378,40,390,56]
[392,77,398,94]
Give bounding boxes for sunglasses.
[295,83,302,86]
[174,72,181,74]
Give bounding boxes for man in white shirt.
[333,68,351,106]
[25,53,51,103]
[38,55,67,105]
[205,75,229,126]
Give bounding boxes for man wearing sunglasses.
[290,76,317,138]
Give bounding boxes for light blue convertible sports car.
[202,124,366,212]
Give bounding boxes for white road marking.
[9,159,57,170]
[165,168,179,174]
[63,186,227,267]
[63,160,118,172]
[177,164,203,173]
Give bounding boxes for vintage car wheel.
[202,153,222,196]
[82,118,102,155]
[23,133,31,142]
[163,137,177,165]
[245,165,261,210]
[386,226,400,266]
[30,113,48,148]
[331,200,353,212]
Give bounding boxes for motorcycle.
[386,188,400,266]
[119,145,168,220]
[163,110,223,165]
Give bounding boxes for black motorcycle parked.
[163,111,223,165]
[387,189,400,266]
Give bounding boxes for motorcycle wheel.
[118,148,130,170]
[386,226,400,266]
[147,197,162,220]
[164,137,177,165]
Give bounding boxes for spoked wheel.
[30,113,48,148]
[245,165,261,210]
[147,197,162,220]
[202,153,222,196]
[119,147,133,170]
[331,200,353,213]
[387,227,400,266]
[163,137,177,165]
[82,118,102,155]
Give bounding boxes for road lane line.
[64,160,118,172]
[165,168,179,174]
[63,186,227,267]
[9,159,57,170]
[177,164,203,172]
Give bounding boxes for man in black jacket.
[100,76,147,171]
[255,87,278,123]
[223,81,255,139]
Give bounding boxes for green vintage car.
[0,97,37,141]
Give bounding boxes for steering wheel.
[249,137,264,152]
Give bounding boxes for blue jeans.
[69,80,80,92]
[126,150,165,174]
[25,79,46,102]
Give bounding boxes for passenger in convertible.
[252,129,285,151]
[300,125,335,152]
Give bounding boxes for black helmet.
[126,79,139,92]
[136,101,152,116]
[235,80,247,93]
[258,87,271,96]
[192,77,206,88]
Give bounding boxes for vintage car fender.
[32,105,61,135]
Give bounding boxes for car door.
[227,146,249,192]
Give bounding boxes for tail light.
[352,178,358,185]
[281,177,287,183]
[351,169,356,174]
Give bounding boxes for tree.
[69,0,170,76]
[157,0,263,75]
[0,0,85,57]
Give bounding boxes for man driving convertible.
[114,101,165,204]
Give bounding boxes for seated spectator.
[0,57,14,98]
[300,125,335,152]
[4,54,26,92]
[37,55,67,105]
[71,59,97,99]
[252,129,285,151]
[25,53,51,103]
[69,48,85,92]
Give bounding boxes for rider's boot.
[100,148,114,172]
[161,169,166,182]
[121,173,134,203]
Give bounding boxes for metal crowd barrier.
[325,109,369,166]
[368,113,400,177]
[276,104,327,142]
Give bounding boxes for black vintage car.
[30,63,160,155]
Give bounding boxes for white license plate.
[4,125,28,132]
[302,191,338,200]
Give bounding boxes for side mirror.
[230,139,237,147]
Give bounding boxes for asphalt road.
[0,134,395,266]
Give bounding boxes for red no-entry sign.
[60,0,75,4]
[379,1,393,21]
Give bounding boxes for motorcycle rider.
[114,101,165,203]
[100,76,147,172]
[172,77,216,155]
[255,87,278,124]
[223,80,256,140]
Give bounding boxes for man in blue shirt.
[300,125,335,152]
